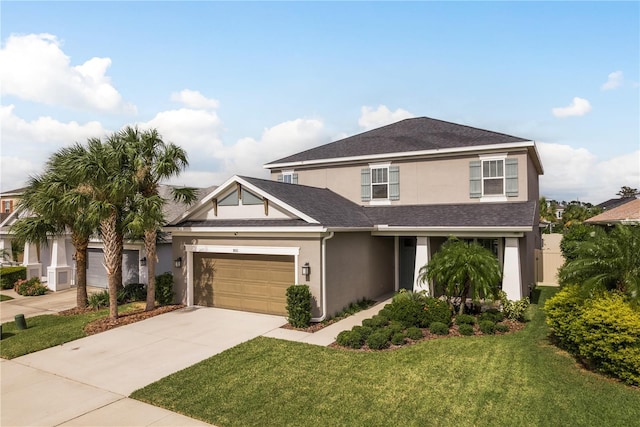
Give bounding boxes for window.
[483,160,504,195]
[2,201,10,213]
[277,171,298,184]
[469,157,518,199]
[361,165,400,202]
[371,167,389,199]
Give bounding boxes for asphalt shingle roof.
[364,201,537,228]
[586,198,640,224]
[266,117,530,165]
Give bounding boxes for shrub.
[352,325,373,341]
[13,277,48,296]
[544,285,585,353]
[495,323,510,333]
[458,323,475,336]
[122,282,146,302]
[391,332,406,346]
[499,290,530,321]
[479,308,504,323]
[406,326,423,340]
[455,314,476,325]
[479,320,496,335]
[366,330,390,350]
[388,320,404,334]
[1,266,26,289]
[423,297,452,326]
[155,273,175,306]
[336,329,364,349]
[369,314,390,328]
[429,321,449,335]
[572,292,640,386]
[385,298,427,328]
[88,290,110,309]
[286,284,312,328]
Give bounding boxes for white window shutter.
[469,161,481,198]
[292,173,298,184]
[361,168,371,201]
[389,166,400,200]
[505,158,518,196]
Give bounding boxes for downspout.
[311,231,334,322]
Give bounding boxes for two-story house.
[167,117,543,320]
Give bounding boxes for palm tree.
[558,225,640,301]
[11,164,96,308]
[418,237,502,315]
[61,136,137,319]
[120,126,196,311]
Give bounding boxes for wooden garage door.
[193,253,294,316]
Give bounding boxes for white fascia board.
[164,226,327,234]
[373,225,530,235]
[264,141,537,169]
[169,176,238,225]
[185,244,299,256]
[234,176,320,224]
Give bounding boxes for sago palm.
[418,237,502,315]
[558,225,640,301]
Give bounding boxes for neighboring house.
[586,198,640,226]
[596,196,637,212]
[0,184,214,291]
[0,187,25,224]
[166,117,543,320]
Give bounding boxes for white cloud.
[170,89,219,110]
[551,97,592,118]
[358,105,414,130]
[0,156,39,192]
[0,33,135,113]
[601,70,624,90]
[538,142,640,202]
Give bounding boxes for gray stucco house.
[166,117,543,320]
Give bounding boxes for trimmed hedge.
[155,273,175,306]
[545,287,640,386]
[286,284,312,328]
[1,266,26,289]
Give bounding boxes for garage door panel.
[193,252,294,316]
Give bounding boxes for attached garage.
[193,252,294,316]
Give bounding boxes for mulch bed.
[59,304,185,335]
[281,319,340,333]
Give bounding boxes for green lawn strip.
[132,287,640,427]
[0,303,141,359]
[0,294,13,301]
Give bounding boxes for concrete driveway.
[1,306,287,426]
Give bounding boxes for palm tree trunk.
[144,228,157,311]
[72,233,89,308]
[115,232,124,291]
[101,211,120,320]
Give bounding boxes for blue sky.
[1,1,639,203]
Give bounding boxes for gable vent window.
[470,157,518,199]
[361,165,399,203]
[277,171,298,184]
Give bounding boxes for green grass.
[0,294,13,301]
[0,303,142,359]
[132,287,640,427]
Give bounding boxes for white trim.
[374,225,530,233]
[164,226,328,234]
[170,175,321,225]
[369,163,390,202]
[480,195,508,202]
[394,236,399,292]
[264,141,537,169]
[479,155,507,198]
[368,200,391,206]
[368,161,391,168]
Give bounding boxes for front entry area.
[193,252,294,316]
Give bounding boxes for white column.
[502,237,522,301]
[412,237,430,295]
[46,236,72,291]
[394,236,399,292]
[23,242,42,280]
[0,238,13,263]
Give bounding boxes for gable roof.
[160,184,217,224]
[585,198,640,225]
[265,117,536,169]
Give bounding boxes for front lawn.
[0,303,142,359]
[132,287,640,427]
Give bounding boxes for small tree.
[418,238,502,315]
[285,285,312,328]
[558,225,640,301]
[616,186,639,198]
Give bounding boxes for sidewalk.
[0,286,102,323]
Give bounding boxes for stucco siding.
[325,232,394,316]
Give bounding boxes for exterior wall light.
[140,257,147,267]
[301,262,310,278]
[174,257,182,268]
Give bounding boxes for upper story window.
[3,200,11,213]
[277,170,298,184]
[361,163,399,204]
[470,156,518,200]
